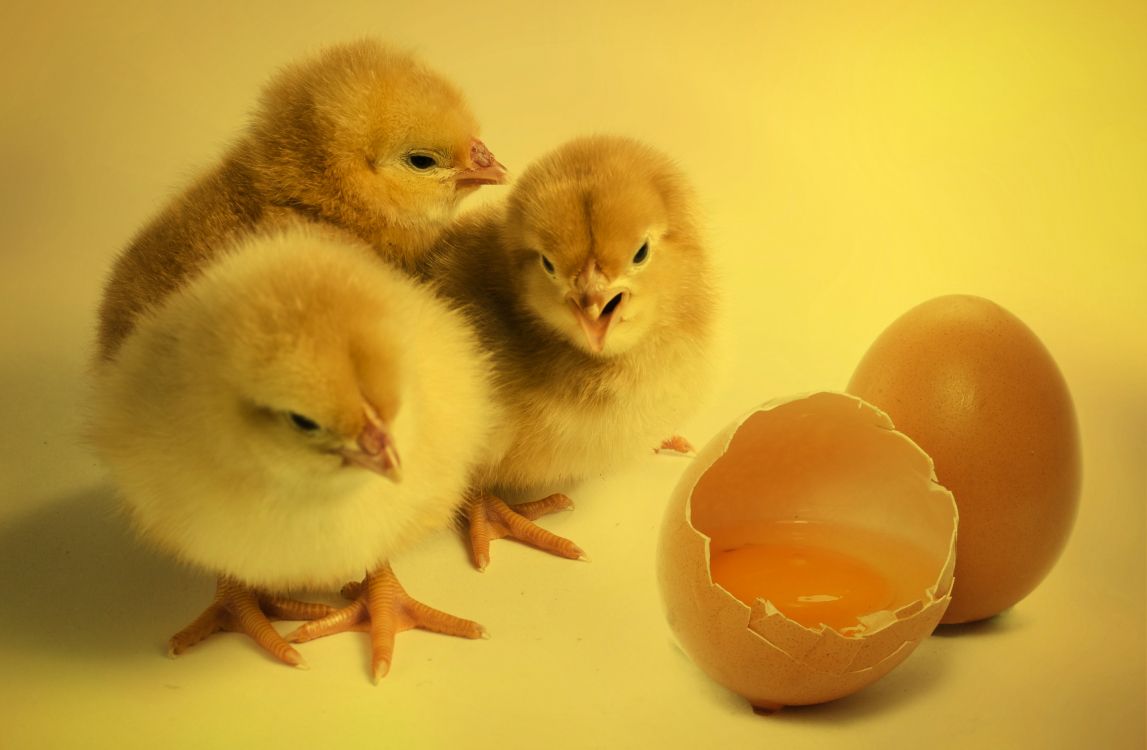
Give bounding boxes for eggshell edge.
[656,391,958,708]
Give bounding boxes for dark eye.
[288,412,320,432]
[406,153,438,170]
[540,255,555,274]
[633,241,649,265]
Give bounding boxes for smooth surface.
[2,1,1144,747]
[847,294,1084,624]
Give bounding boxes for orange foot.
[286,563,486,683]
[168,576,335,668]
[466,492,587,571]
[655,434,695,454]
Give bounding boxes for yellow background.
[1,0,1143,747]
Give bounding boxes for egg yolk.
[710,539,894,634]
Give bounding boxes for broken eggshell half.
[656,391,958,711]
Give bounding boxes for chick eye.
[406,153,438,170]
[540,255,556,275]
[288,412,320,432]
[633,241,650,265]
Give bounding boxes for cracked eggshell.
[656,392,957,711]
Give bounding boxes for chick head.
[503,135,703,357]
[251,39,506,263]
[182,228,411,484]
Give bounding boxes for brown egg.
[847,295,1081,624]
[656,392,957,711]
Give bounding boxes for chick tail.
[285,563,486,683]
[168,577,335,668]
[465,493,588,572]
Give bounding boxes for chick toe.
[656,435,696,455]
[168,577,334,668]
[286,564,484,682]
[466,494,586,571]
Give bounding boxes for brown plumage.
[428,135,716,568]
[97,38,505,361]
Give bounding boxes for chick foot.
[286,564,486,683]
[467,492,587,571]
[168,576,336,668]
[656,435,695,454]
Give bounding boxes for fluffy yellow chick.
[90,225,495,679]
[428,135,716,569]
[97,38,505,362]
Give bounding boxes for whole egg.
[847,295,1081,624]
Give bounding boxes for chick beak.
[455,138,508,189]
[569,261,629,353]
[339,421,402,483]
[570,291,629,353]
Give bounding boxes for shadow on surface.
[931,609,1023,638]
[0,487,211,660]
[726,612,1025,722]
[763,639,953,724]
[667,628,953,725]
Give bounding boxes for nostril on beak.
[602,292,624,317]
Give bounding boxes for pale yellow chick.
[90,225,495,679]
[429,136,716,568]
[97,38,505,361]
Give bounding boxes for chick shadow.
[0,486,212,661]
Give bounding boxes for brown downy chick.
[429,135,716,569]
[90,225,495,679]
[97,38,505,361]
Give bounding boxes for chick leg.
[467,492,587,571]
[286,563,486,683]
[168,576,335,668]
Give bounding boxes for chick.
[90,225,495,679]
[97,38,505,362]
[428,135,716,569]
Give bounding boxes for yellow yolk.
[707,521,939,635]
[711,543,893,632]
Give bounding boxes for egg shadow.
[765,637,954,724]
[931,610,1023,638]
[667,628,954,725]
[770,614,1023,721]
[739,613,1022,722]
[0,486,212,661]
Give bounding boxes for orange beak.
[455,138,508,189]
[568,257,628,353]
[339,420,402,483]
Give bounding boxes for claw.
[286,563,484,681]
[168,577,334,668]
[466,493,586,571]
